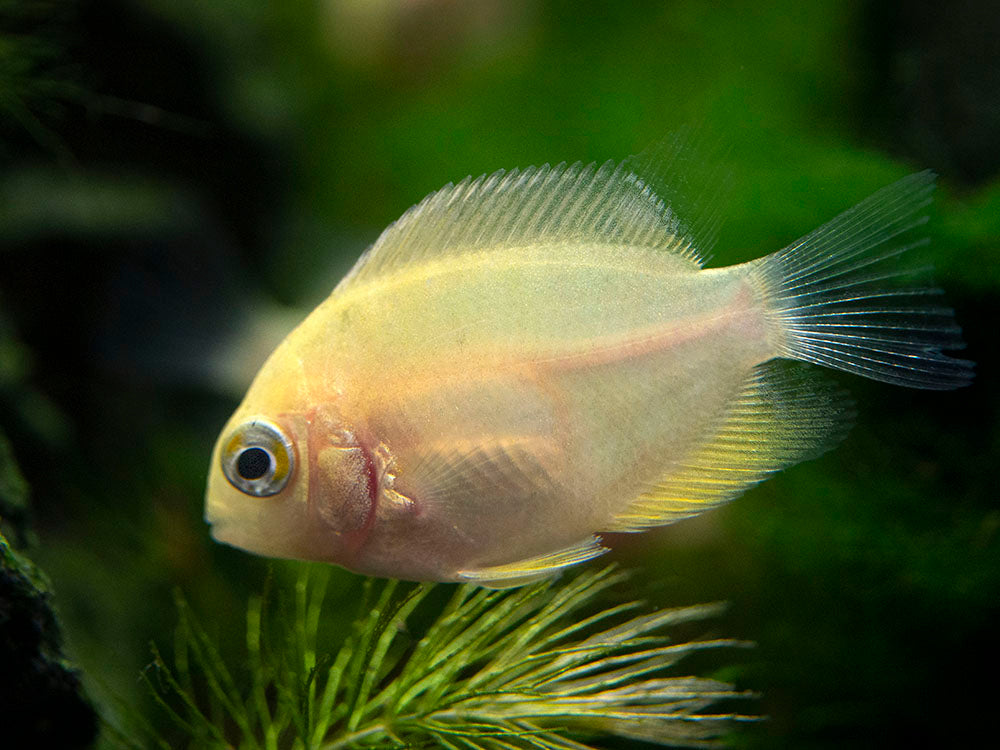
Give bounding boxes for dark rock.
[0,533,98,748]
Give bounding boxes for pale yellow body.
[205,158,970,585]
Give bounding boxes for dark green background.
[1,1,997,747]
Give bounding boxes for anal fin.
[609,360,854,532]
[456,537,608,588]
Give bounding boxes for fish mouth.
[204,516,228,543]
[204,520,256,555]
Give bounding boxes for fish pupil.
[237,447,271,480]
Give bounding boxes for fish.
[204,141,973,586]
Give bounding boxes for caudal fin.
[748,171,974,389]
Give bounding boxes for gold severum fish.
[204,141,972,586]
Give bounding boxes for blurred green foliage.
[132,566,752,749]
[0,0,997,748]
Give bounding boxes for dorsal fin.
[608,361,854,532]
[337,135,721,292]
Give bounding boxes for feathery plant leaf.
[137,565,756,748]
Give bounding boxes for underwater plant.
[132,565,754,749]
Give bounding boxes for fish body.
[205,150,971,585]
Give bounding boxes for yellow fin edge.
[456,536,608,589]
[609,360,853,532]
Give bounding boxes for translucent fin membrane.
[457,537,608,588]
[610,362,853,532]
[751,171,974,389]
[336,135,726,294]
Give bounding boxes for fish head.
[205,408,312,559]
[205,390,374,564]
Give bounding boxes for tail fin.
[748,171,974,389]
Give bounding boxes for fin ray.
[749,171,973,389]
[336,134,730,292]
[406,436,561,508]
[457,537,608,588]
[609,361,853,532]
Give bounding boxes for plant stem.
[320,722,387,749]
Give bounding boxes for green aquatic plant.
[134,565,754,749]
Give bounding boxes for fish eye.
[237,447,271,480]
[220,419,294,497]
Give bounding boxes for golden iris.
[221,419,293,496]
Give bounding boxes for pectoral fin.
[405,435,562,508]
[400,436,603,586]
